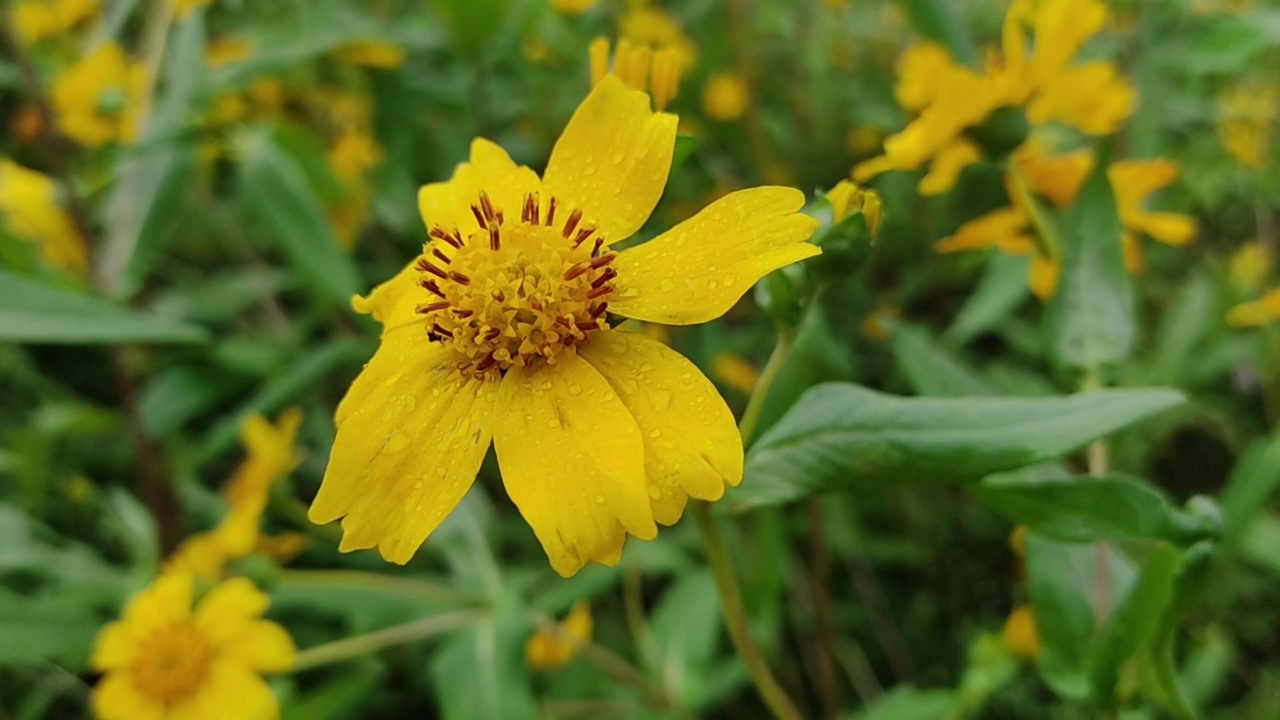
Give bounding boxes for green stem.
[739,328,796,447]
[276,569,476,605]
[694,503,803,720]
[290,608,485,673]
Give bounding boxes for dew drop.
[539,380,553,390]
[647,486,662,500]
[708,279,719,289]
[594,493,605,504]
[385,433,410,453]
[659,278,676,292]
[649,429,662,439]
[610,152,625,164]
[652,390,672,411]
[546,417,561,429]
[568,383,583,396]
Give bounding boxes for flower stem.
[694,503,803,720]
[738,328,795,446]
[290,608,486,673]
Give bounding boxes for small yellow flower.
[590,37,682,112]
[550,0,599,15]
[618,4,697,73]
[169,409,304,579]
[526,602,593,670]
[826,180,882,236]
[702,72,749,122]
[50,43,145,148]
[1231,242,1274,292]
[326,130,383,249]
[308,76,819,576]
[894,42,954,113]
[1109,159,1197,248]
[1217,84,1276,169]
[91,573,295,720]
[0,158,88,272]
[206,37,254,68]
[13,0,98,44]
[1228,288,1280,328]
[1002,605,1040,661]
[332,41,407,70]
[711,353,760,396]
[171,0,212,20]
[1026,61,1136,136]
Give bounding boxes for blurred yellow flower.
[326,130,383,249]
[526,602,593,670]
[1002,604,1040,661]
[169,409,304,579]
[1231,242,1274,292]
[1110,159,1197,249]
[332,40,407,70]
[13,0,98,44]
[860,306,900,342]
[827,179,882,236]
[308,75,819,576]
[618,3,697,73]
[1228,288,1280,328]
[91,573,295,720]
[845,126,884,157]
[206,37,254,68]
[0,158,87,272]
[711,353,760,396]
[550,0,599,15]
[1026,62,1136,137]
[1218,84,1276,169]
[171,0,212,20]
[50,43,145,148]
[702,72,749,122]
[894,42,954,113]
[590,37,682,112]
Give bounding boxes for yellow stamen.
[131,623,213,704]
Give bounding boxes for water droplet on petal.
[568,383,583,396]
[652,390,672,411]
[594,493,605,503]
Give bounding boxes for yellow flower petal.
[173,661,278,720]
[93,672,164,720]
[935,208,1029,253]
[1026,62,1135,136]
[417,138,542,239]
[1227,288,1280,328]
[1126,212,1197,247]
[220,620,297,673]
[919,138,981,196]
[122,572,192,634]
[310,327,499,564]
[194,576,269,646]
[1028,254,1060,300]
[91,621,140,671]
[542,74,678,244]
[493,352,657,577]
[894,42,954,112]
[580,331,743,525]
[610,187,820,325]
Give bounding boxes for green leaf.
[726,384,1184,511]
[1088,544,1181,709]
[282,660,385,720]
[429,597,536,720]
[670,134,699,178]
[1043,154,1134,370]
[1141,543,1214,719]
[1184,14,1271,74]
[1151,273,1217,386]
[852,685,959,720]
[893,0,975,63]
[0,588,101,669]
[0,269,208,344]
[1024,533,1099,700]
[973,469,1218,546]
[1218,432,1280,542]
[945,252,1032,346]
[236,129,362,308]
[890,323,996,397]
[650,571,723,706]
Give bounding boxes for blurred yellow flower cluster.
[526,602,593,670]
[331,40,407,70]
[51,43,146,148]
[12,0,98,44]
[1217,84,1276,170]
[92,573,295,720]
[855,0,1135,195]
[0,158,88,272]
[702,72,749,122]
[590,37,683,111]
[168,409,306,580]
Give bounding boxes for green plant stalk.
[738,327,796,446]
[290,608,486,673]
[1081,369,1113,624]
[1007,160,1063,264]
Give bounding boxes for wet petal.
[493,353,656,577]
[580,331,742,525]
[610,187,819,325]
[543,74,678,244]
[417,138,542,237]
[350,258,422,332]
[310,326,498,564]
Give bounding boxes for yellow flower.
[332,41,407,70]
[1228,288,1280,328]
[1109,159,1197,248]
[590,37,682,112]
[326,130,383,249]
[702,72,749,122]
[526,602,593,670]
[50,43,145,148]
[206,37,253,68]
[1026,62,1136,136]
[308,76,819,576]
[1231,242,1274,292]
[171,0,212,20]
[91,573,295,720]
[1218,84,1276,169]
[710,353,759,396]
[550,0,599,15]
[0,158,88,272]
[894,42,954,113]
[13,0,98,44]
[826,180,882,236]
[169,409,304,579]
[1002,605,1040,661]
[618,4,697,73]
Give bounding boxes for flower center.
[130,622,213,705]
[417,191,618,379]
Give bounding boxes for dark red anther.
[590,253,616,269]
[572,226,595,248]
[563,262,590,282]
[449,270,471,286]
[586,284,613,300]
[492,289,506,302]
[522,192,540,224]
[562,208,583,239]
[488,224,501,251]
[479,191,497,223]
[419,261,448,280]
[453,308,474,318]
[429,225,464,249]
[590,267,618,289]
[420,279,445,297]
[590,302,608,318]
[545,196,557,226]
[555,316,571,327]
[424,300,451,313]
[476,354,497,373]
[432,248,451,264]
[484,327,501,341]
[431,323,452,337]
[590,237,603,257]
[470,204,487,229]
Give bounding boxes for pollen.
[130,622,213,704]
[417,191,618,379]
